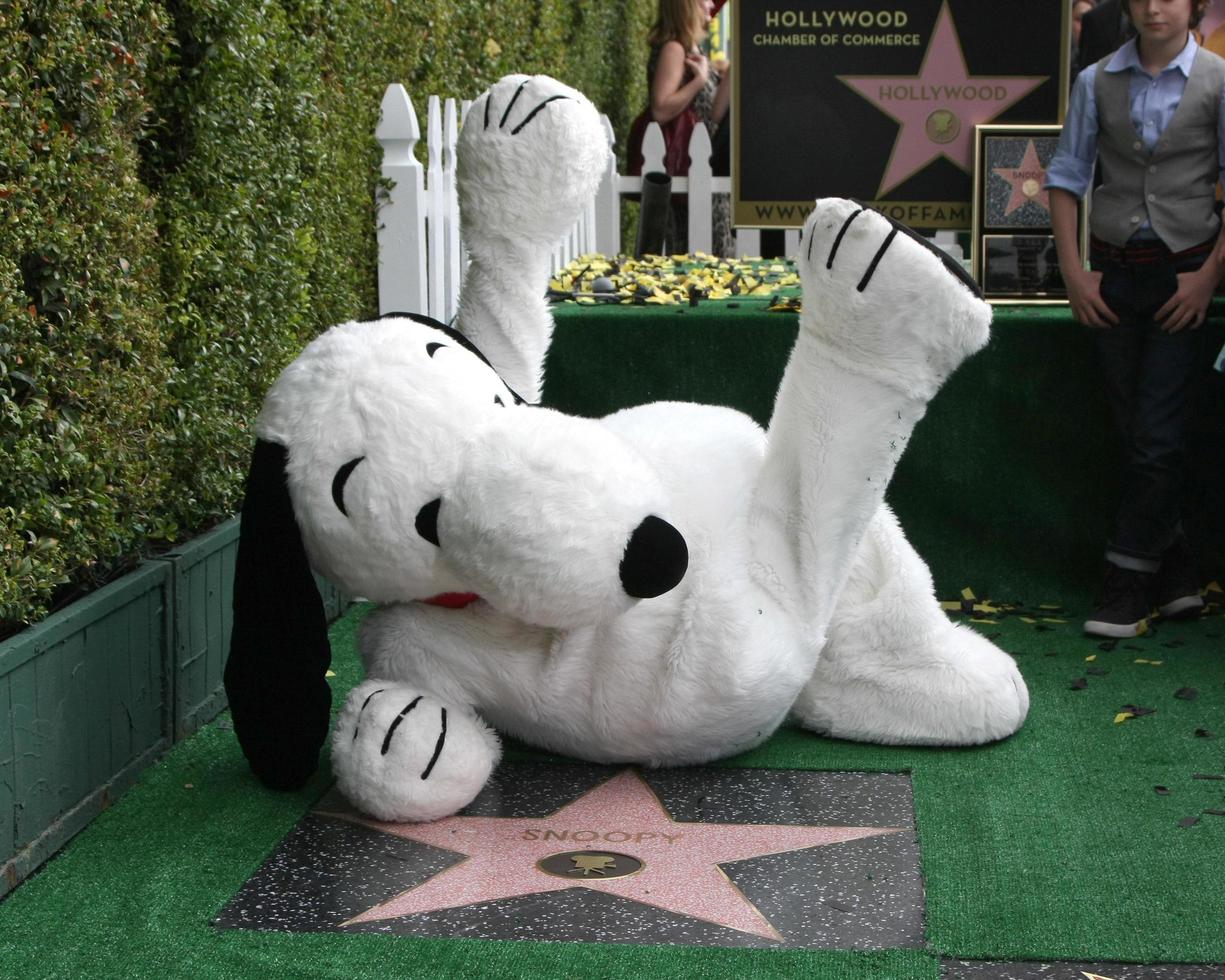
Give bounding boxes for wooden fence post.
[595,116,620,257]
[425,95,446,322]
[376,84,427,316]
[442,98,461,324]
[686,123,713,255]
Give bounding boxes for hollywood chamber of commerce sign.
[733,0,1069,230]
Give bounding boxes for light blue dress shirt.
[1044,35,1225,203]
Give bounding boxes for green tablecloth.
[545,298,1225,601]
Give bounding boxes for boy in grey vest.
[1046,0,1222,638]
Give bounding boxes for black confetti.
[1069,677,1088,690]
[1098,640,1118,652]
[1087,667,1110,676]
[1174,687,1199,701]
[1203,809,1225,817]
[1121,704,1156,717]
[1179,816,1201,828]
[1192,773,1225,781]
[1162,640,1186,649]
[1155,786,1170,795]
[1195,728,1215,738]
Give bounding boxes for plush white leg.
[455,75,609,401]
[331,679,501,822]
[793,507,1029,746]
[750,199,992,652]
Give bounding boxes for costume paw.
[332,680,500,822]
[798,198,991,400]
[458,74,609,248]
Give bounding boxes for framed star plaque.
[971,123,1085,304]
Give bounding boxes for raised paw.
[797,198,991,400]
[332,679,500,822]
[457,74,610,247]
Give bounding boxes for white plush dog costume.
[225,75,1029,822]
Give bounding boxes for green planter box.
[0,562,172,897]
[0,518,349,898]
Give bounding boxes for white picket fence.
[375,84,796,322]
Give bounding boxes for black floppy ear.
[224,438,332,790]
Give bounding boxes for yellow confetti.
[1085,655,1097,662]
[483,37,502,58]
[1205,580,1222,594]
[1133,659,1162,666]
[1019,616,1037,624]
[1041,617,1067,624]
[325,670,336,678]
[939,601,961,611]
[1115,712,1135,724]
[970,618,999,625]
[1038,603,1063,610]
[576,297,596,304]
[961,587,976,600]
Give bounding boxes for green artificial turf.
[1,592,1222,978]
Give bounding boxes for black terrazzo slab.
[215,762,923,950]
[944,960,1225,979]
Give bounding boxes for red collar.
[423,592,481,609]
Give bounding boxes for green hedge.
[1,0,655,632]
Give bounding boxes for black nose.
[619,516,688,599]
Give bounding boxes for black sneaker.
[1152,538,1204,620]
[1084,563,1152,638]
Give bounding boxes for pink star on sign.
[993,139,1050,218]
[325,769,901,941]
[839,2,1047,197]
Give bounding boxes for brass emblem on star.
[536,850,644,879]
[925,109,960,144]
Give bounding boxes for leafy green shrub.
[1,0,174,629]
[1,0,655,633]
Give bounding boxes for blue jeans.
[1092,240,1209,569]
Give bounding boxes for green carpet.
[1,594,1222,977]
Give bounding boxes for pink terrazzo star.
[993,139,1050,218]
[839,1,1047,196]
[324,769,901,941]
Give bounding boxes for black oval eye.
[494,395,505,407]
[415,497,441,546]
[426,342,446,358]
[332,456,365,517]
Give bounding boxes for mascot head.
[225,315,688,790]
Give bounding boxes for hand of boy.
[1156,269,1213,332]
[1064,265,1119,328]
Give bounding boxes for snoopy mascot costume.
[224,75,1029,823]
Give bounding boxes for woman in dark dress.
[645,0,733,255]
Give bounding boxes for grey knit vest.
[1092,46,1225,251]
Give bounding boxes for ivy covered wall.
[0,0,656,632]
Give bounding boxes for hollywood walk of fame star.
[839,2,1047,197]
[993,140,1050,219]
[319,769,902,941]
